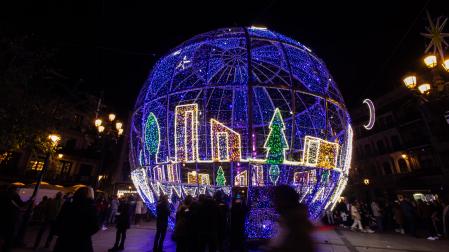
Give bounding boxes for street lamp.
[402,13,449,99]
[443,58,449,71]
[95,118,102,127]
[403,75,417,89]
[98,125,105,133]
[115,121,123,130]
[93,112,124,190]
[48,134,61,145]
[418,83,431,95]
[423,54,437,68]
[363,178,370,185]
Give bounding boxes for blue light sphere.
[130,27,352,239]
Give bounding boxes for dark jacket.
[156,200,170,229]
[116,201,131,230]
[53,198,99,252]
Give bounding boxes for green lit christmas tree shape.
[145,112,160,164]
[216,166,226,186]
[264,108,289,164]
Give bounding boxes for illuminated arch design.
[175,104,199,162]
[251,165,264,186]
[211,119,242,162]
[234,170,248,187]
[302,136,339,169]
[130,27,353,239]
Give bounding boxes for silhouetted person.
[398,195,416,236]
[198,194,218,252]
[109,196,132,251]
[108,196,119,224]
[53,186,99,252]
[266,185,314,252]
[371,200,383,232]
[34,192,63,249]
[230,195,247,252]
[215,191,229,252]
[173,195,193,252]
[96,195,108,230]
[153,195,169,252]
[0,185,27,252]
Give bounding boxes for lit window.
[29,160,44,171]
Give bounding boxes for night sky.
[2,0,448,116]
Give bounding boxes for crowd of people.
[10,183,449,251]
[0,184,149,252]
[169,186,314,252]
[330,195,449,240]
[0,184,314,252]
[169,191,247,252]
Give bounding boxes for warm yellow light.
[118,128,124,135]
[98,125,105,133]
[57,153,63,159]
[95,119,102,127]
[403,75,417,89]
[115,122,123,130]
[443,58,449,71]
[363,178,370,185]
[108,113,116,121]
[48,134,61,145]
[418,83,431,95]
[423,55,437,68]
[401,154,408,159]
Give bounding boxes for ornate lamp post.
[402,13,449,99]
[400,12,449,192]
[94,112,124,189]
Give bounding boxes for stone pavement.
[12,222,449,252]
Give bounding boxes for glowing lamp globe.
[130,27,352,238]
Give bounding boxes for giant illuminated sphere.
[130,27,352,238]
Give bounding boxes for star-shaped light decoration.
[421,11,449,61]
[176,55,191,70]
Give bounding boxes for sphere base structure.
[130,27,352,239]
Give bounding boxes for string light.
[234,170,248,187]
[264,108,289,164]
[175,104,199,162]
[268,165,280,185]
[166,163,179,183]
[187,171,210,185]
[251,165,264,186]
[211,119,242,162]
[145,113,160,162]
[129,28,353,239]
[362,99,375,130]
[302,136,339,169]
[216,166,226,186]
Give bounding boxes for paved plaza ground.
[13,222,449,252]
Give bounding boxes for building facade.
[349,87,449,201]
[0,95,126,191]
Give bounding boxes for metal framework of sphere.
[130,27,352,239]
